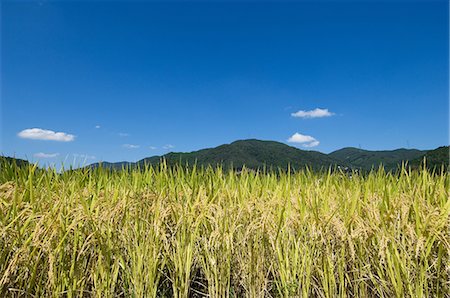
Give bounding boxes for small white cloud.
[163,144,174,150]
[123,144,140,149]
[34,152,59,158]
[18,128,75,142]
[302,140,320,148]
[119,132,129,137]
[291,108,334,119]
[95,125,101,129]
[149,146,157,150]
[287,132,320,148]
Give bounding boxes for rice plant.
[0,159,448,297]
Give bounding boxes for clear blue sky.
[1,0,448,166]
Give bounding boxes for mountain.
[409,146,449,171]
[141,139,347,170]
[86,140,447,172]
[329,147,426,171]
[92,139,348,171]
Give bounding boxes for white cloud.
[119,132,129,137]
[95,125,101,129]
[18,128,75,142]
[34,152,59,158]
[149,146,157,150]
[291,108,334,119]
[287,133,320,148]
[163,144,174,150]
[302,140,320,148]
[123,144,140,149]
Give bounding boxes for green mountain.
[92,139,347,171]
[3,141,447,173]
[409,146,449,171]
[140,139,347,170]
[83,140,448,172]
[329,147,426,171]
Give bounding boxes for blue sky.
[1,0,448,166]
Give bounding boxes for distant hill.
[409,146,449,171]
[91,139,348,171]
[139,139,347,171]
[329,147,426,171]
[80,140,450,172]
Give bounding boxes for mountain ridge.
[409,146,449,170]
[329,147,427,170]
[88,139,448,172]
[2,140,447,172]
[136,139,346,171]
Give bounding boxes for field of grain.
[0,161,449,297]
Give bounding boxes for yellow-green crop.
[0,160,449,297]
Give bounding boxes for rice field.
[0,160,449,297]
